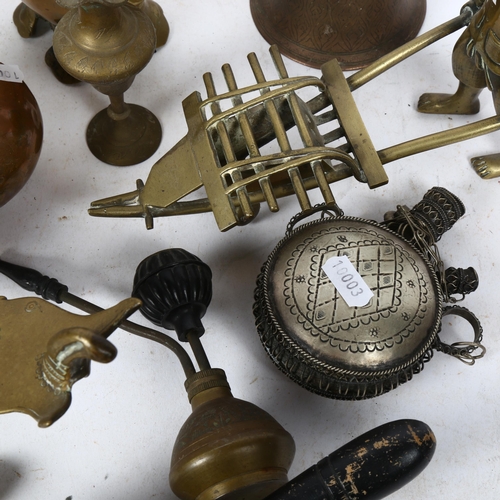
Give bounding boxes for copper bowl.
[0,74,43,207]
[250,0,427,70]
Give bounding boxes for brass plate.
[254,216,442,400]
[250,0,427,70]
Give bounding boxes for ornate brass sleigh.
[89,3,500,231]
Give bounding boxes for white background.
[1,1,499,498]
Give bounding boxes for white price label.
[0,65,24,83]
[322,255,374,307]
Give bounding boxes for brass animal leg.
[471,152,500,178]
[418,82,483,115]
[13,3,38,38]
[417,25,486,115]
[44,46,80,85]
[471,81,500,178]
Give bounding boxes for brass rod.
[203,72,222,115]
[217,121,237,163]
[248,52,291,151]
[378,115,500,164]
[289,166,311,210]
[259,176,279,211]
[288,93,316,148]
[322,127,347,145]
[270,44,289,79]
[221,63,255,216]
[222,63,260,157]
[312,161,336,205]
[347,11,472,92]
[247,53,286,211]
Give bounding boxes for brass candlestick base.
[250,0,427,70]
[87,103,162,166]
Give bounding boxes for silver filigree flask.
[253,188,485,400]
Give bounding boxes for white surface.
[1,1,499,499]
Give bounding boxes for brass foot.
[471,153,500,179]
[13,3,38,38]
[86,103,162,166]
[44,47,80,85]
[139,0,169,47]
[418,92,481,115]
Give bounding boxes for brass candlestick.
[250,0,427,70]
[52,0,162,166]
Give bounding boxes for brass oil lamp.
[0,251,436,499]
[250,0,427,70]
[51,0,162,166]
[0,252,295,499]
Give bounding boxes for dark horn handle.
[264,419,436,500]
[0,258,68,302]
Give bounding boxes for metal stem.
[186,331,212,371]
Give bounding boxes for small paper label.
[0,65,24,83]
[322,255,374,307]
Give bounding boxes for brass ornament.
[0,295,140,427]
[253,188,485,400]
[52,0,162,165]
[418,0,500,179]
[89,7,500,230]
[250,0,427,70]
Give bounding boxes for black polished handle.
[264,419,436,500]
[0,258,68,302]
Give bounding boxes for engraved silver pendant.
[253,188,485,400]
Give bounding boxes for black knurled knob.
[132,249,212,342]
